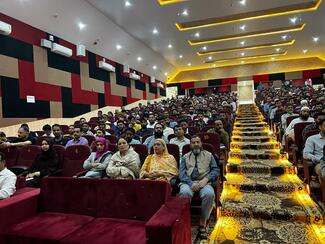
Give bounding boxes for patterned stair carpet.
[208,104,325,244]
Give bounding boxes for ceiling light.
[125,1,131,7]
[290,16,298,24]
[313,36,319,43]
[187,62,191,66]
[282,35,288,40]
[179,54,183,58]
[208,56,212,60]
[152,28,159,34]
[182,9,188,16]
[240,52,245,56]
[137,56,142,61]
[194,32,200,37]
[240,25,246,31]
[239,0,246,5]
[78,22,86,30]
[240,41,246,45]
[116,44,122,50]
[168,44,173,48]
[202,46,207,50]
[303,49,308,54]
[164,72,168,76]
[275,48,281,52]
[153,65,157,70]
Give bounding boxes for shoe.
[198,225,208,240]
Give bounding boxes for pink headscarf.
[95,137,109,160]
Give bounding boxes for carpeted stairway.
[209,104,325,244]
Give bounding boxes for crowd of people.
[0,93,236,239]
[256,85,325,183]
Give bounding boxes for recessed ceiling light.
[240,52,245,56]
[208,56,212,60]
[168,44,173,48]
[240,25,246,31]
[125,1,131,7]
[187,62,191,66]
[290,17,298,24]
[240,40,246,46]
[281,35,288,40]
[78,22,86,30]
[303,49,308,54]
[313,37,319,43]
[137,56,142,61]
[116,44,122,50]
[152,28,159,34]
[153,65,157,70]
[239,0,246,5]
[275,48,281,52]
[202,46,207,50]
[182,9,188,16]
[194,32,200,37]
[179,54,183,59]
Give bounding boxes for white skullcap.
[301,106,310,111]
[300,99,308,105]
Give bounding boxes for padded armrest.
[73,170,88,178]
[8,166,29,175]
[146,197,191,244]
[0,189,40,231]
[50,169,62,176]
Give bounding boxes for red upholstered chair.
[286,115,299,129]
[89,117,98,122]
[61,145,91,177]
[0,146,19,168]
[141,134,152,144]
[107,143,118,153]
[291,122,313,164]
[82,135,96,146]
[105,135,118,144]
[0,177,191,244]
[106,129,115,135]
[131,144,148,165]
[150,144,180,166]
[10,145,41,175]
[197,132,220,157]
[168,134,176,141]
[60,125,69,134]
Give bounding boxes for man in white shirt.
[0,152,17,200]
[147,114,157,129]
[281,104,298,131]
[169,125,190,156]
[158,117,174,138]
[285,106,314,141]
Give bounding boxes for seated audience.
[193,111,207,131]
[136,118,153,138]
[82,137,112,178]
[0,152,17,200]
[0,132,7,143]
[106,138,140,179]
[140,139,178,182]
[50,124,69,146]
[179,136,220,239]
[65,126,89,148]
[81,122,94,136]
[169,125,190,156]
[80,117,87,124]
[303,118,325,182]
[42,124,54,137]
[207,120,230,149]
[125,128,141,144]
[64,125,75,137]
[25,139,58,187]
[0,126,36,148]
[147,113,157,129]
[302,112,325,142]
[113,120,127,137]
[20,123,38,138]
[158,117,174,138]
[285,107,314,141]
[281,104,298,131]
[143,123,168,152]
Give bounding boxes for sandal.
[198,226,208,240]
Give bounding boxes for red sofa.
[0,177,191,244]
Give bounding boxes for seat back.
[198,132,220,157]
[52,145,66,169]
[62,145,91,177]
[0,146,19,168]
[60,125,69,134]
[83,135,96,146]
[150,144,180,166]
[104,135,118,144]
[131,144,148,165]
[305,129,320,142]
[286,115,299,128]
[40,177,170,221]
[16,145,41,167]
[36,136,53,145]
[294,122,313,151]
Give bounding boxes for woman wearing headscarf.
[140,138,178,182]
[83,137,112,178]
[25,139,58,187]
[106,137,141,179]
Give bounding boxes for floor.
[204,104,325,244]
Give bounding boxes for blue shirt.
[65,137,89,148]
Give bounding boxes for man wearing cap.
[285,106,314,141]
